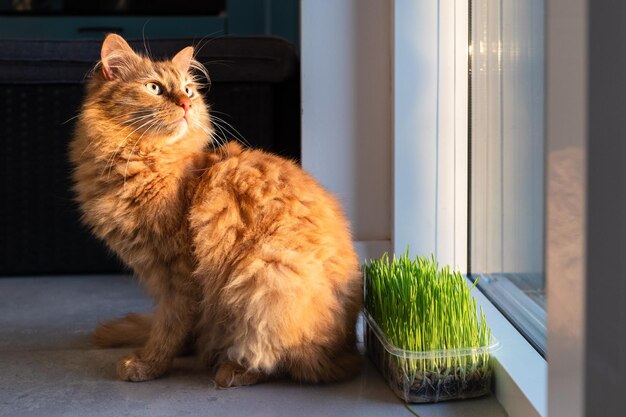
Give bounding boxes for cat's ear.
[172,47,194,74]
[100,34,137,80]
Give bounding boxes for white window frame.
[392,0,468,271]
[301,1,545,416]
[391,1,546,416]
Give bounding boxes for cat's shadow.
[67,347,397,405]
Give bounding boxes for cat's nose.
[177,96,192,113]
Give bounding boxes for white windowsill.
[471,279,548,417]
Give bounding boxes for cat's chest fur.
[76,158,199,273]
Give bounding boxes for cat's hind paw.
[214,361,266,388]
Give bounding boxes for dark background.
[0,0,301,276]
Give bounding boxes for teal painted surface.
[0,16,226,40]
[227,0,266,35]
[0,1,298,46]
[269,0,299,46]
[228,0,299,47]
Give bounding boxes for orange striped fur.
[70,34,362,387]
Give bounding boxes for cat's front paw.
[116,353,164,382]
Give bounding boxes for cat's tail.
[92,313,152,348]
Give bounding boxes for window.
[469,0,546,354]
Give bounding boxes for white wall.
[301,0,467,268]
[301,0,392,261]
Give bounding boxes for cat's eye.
[145,82,162,95]
[184,86,194,98]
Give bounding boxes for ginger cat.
[70,34,362,387]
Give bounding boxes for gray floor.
[0,276,508,417]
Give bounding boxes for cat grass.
[363,252,495,403]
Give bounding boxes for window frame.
[390,1,546,416]
[302,1,623,417]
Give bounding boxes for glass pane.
[469,0,546,354]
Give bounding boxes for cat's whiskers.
[104,117,156,176]
[189,60,210,85]
[210,114,251,149]
[103,116,161,179]
[151,108,184,139]
[67,102,150,127]
[110,109,155,121]
[192,119,221,148]
[209,132,228,157]
[190,118,210,134]
[78,134,103,160]
[206,119,226,143]
[213,134,232,158]
[142,20,153,59]
[190,119,219,153]
[123,118,160,190]
[192,31,226,58]
[149,116,169,143]
[80,110,163,164]
[118,114,155,127]
[121,113,199,184]
[193,121,212,141]
[62,113,82,125]
[105,108,170,172]
[211,120,234,153]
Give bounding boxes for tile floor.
[0,276,508,417]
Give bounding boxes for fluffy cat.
[69,34,362,387]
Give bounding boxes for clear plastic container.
[364,310,500,403]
